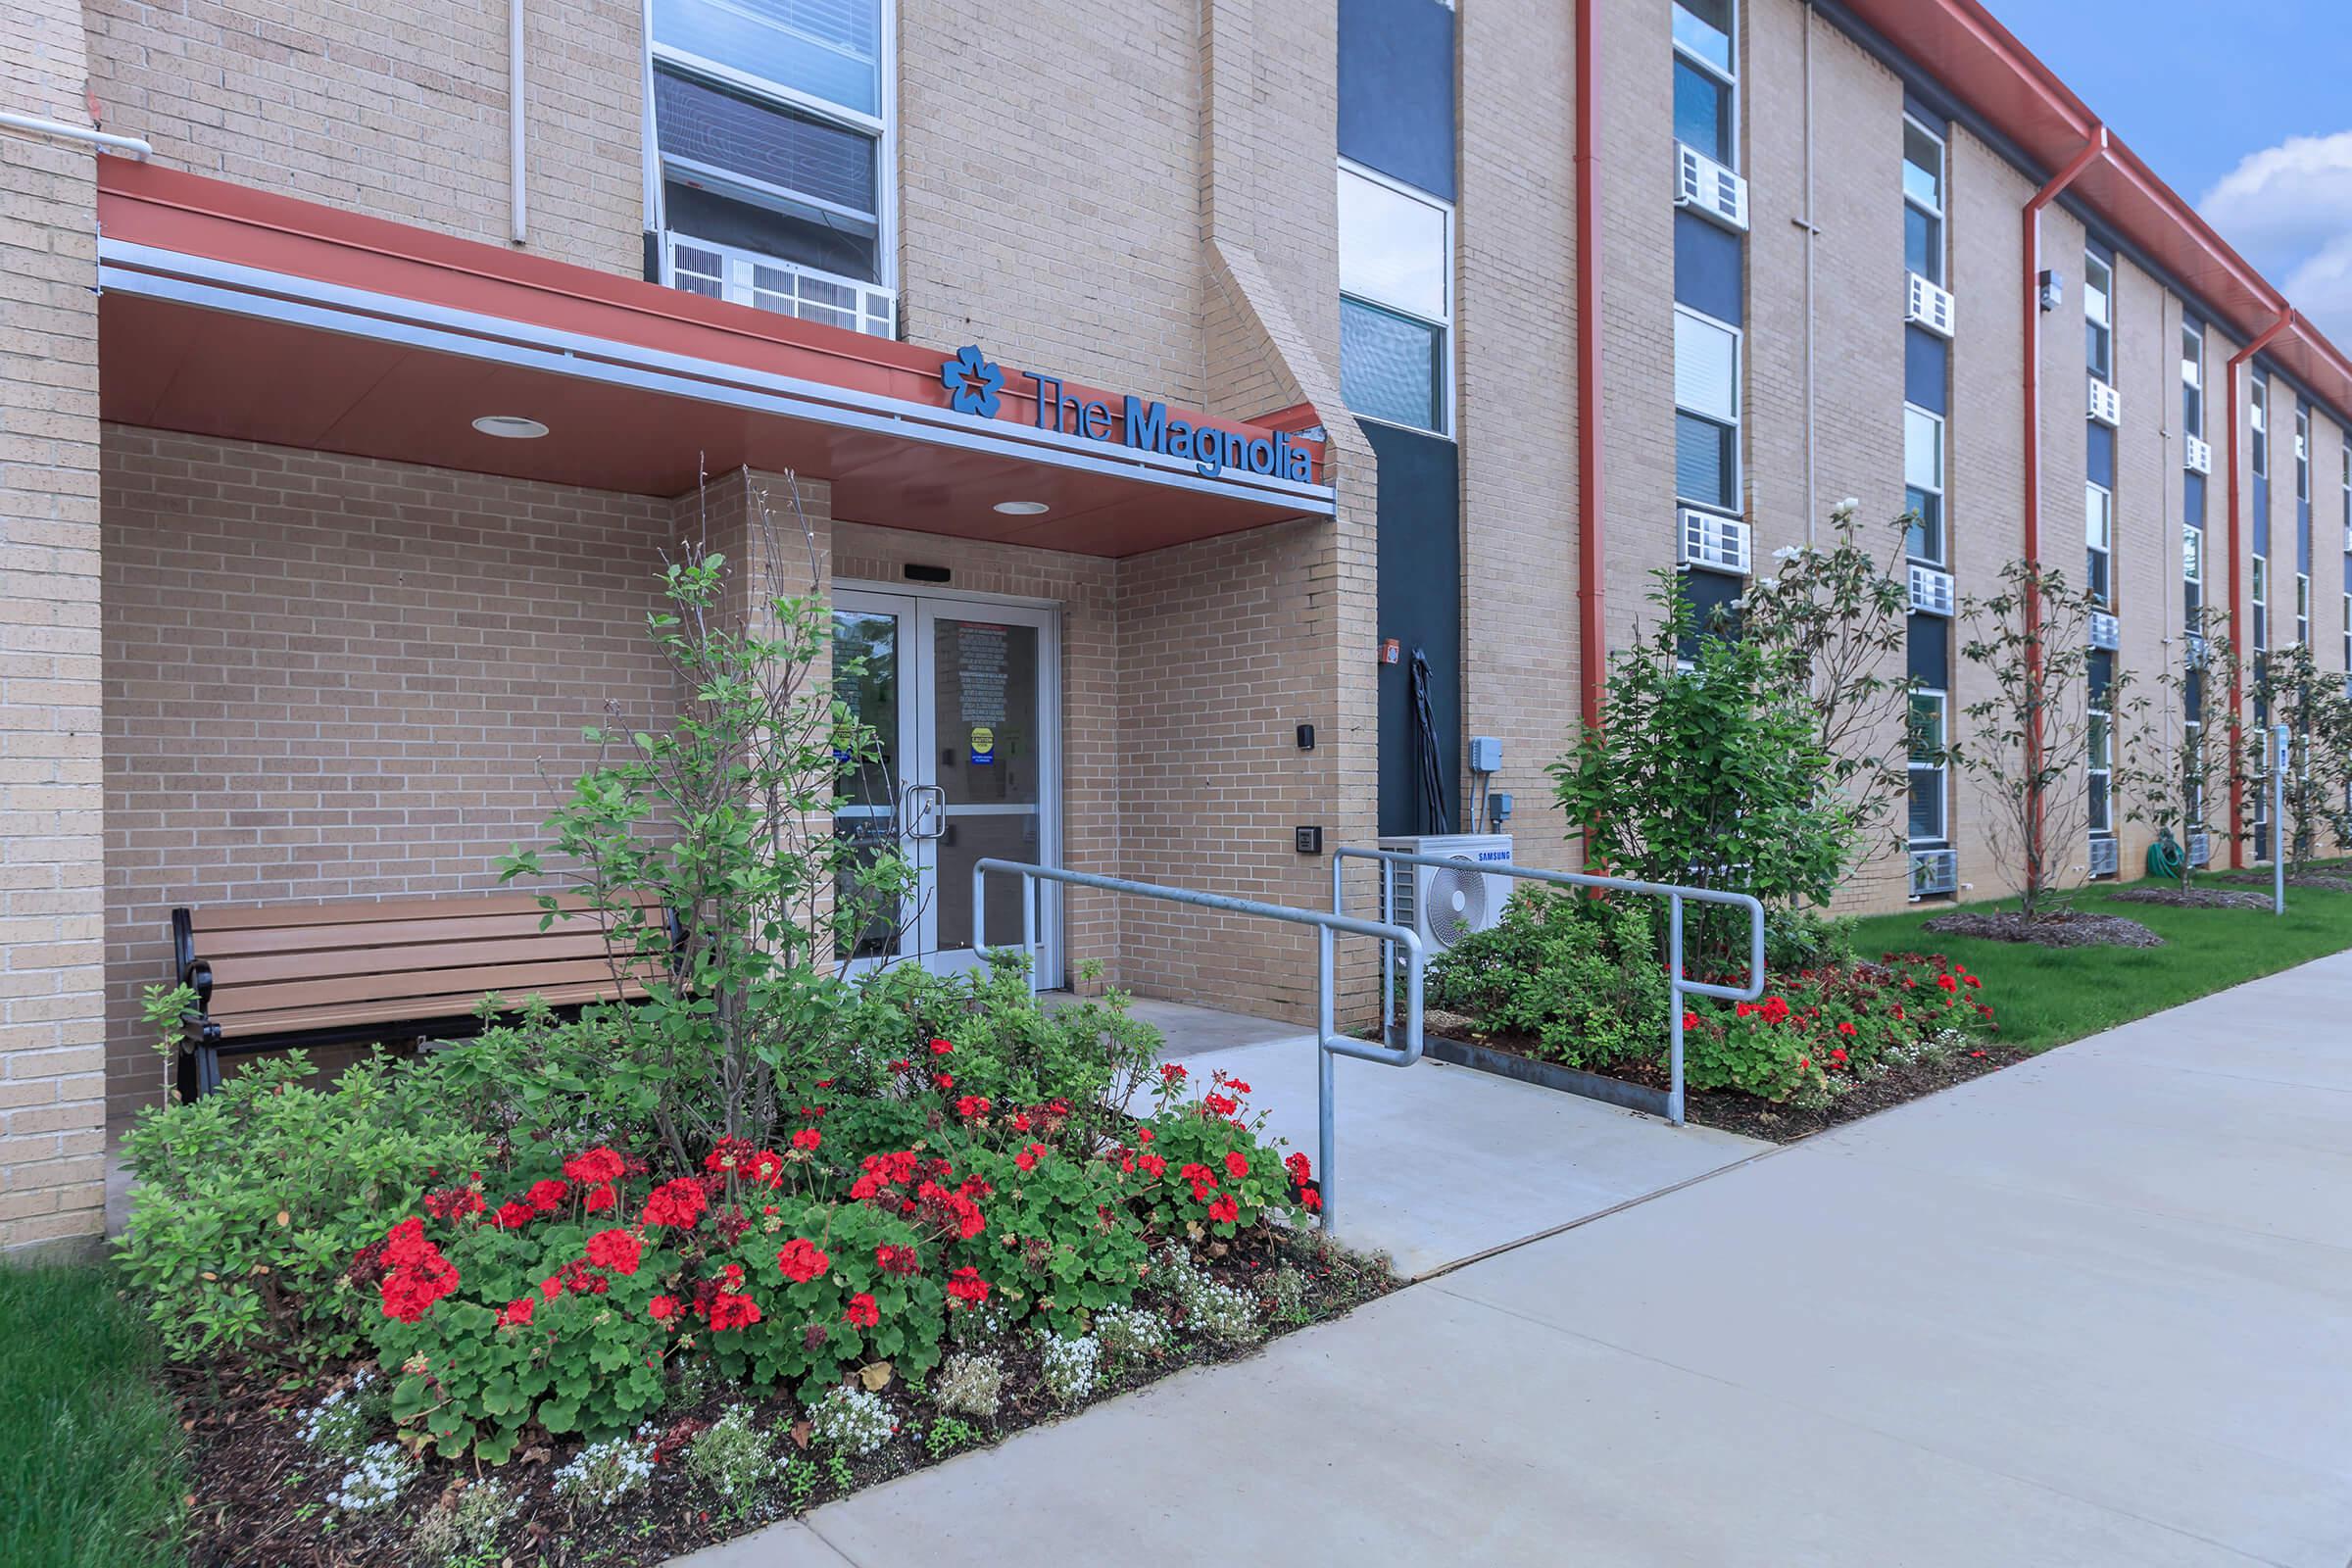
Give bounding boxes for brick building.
[2,0,2347,1254]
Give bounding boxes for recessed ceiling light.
[471,415,549,439]
[992,500,1050,515]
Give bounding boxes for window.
[2084,480,2113,607]
[2251,554,2270,652]
[2296,572,2311,646]
[650,0,893,336]
[2083,251,2113,384]
[1675,307,1740,513]
[1907,689,1947,843]
[2087,690,2113,834]
[1673,0,1736,167]
[1902,117,1945,286]
[2295,408,2312,501]
[2182,522,2203,614]
[2252,376,2270,475]
[2343,591,2350,673]
[1338,162,1453,435]
[2180,322,2204,437]
[1904,404,1945,563]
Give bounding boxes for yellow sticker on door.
[968,725,996,766]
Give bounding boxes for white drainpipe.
[510,0,528,244]
[0,111,152,160]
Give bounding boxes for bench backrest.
[178,892,667,1042]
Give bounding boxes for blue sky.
[1998,0,2352,341]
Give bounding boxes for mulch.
[2205,872,2352,895]
[1444,1026,2028,1146]
[169,1227,1395,1568]
[2110,885,2276,911]
[1921,908,2164,948]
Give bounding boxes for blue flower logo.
[940,345,1004,418]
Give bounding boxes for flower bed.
[122,987,1390,1568]
[1426,890,2004,1141]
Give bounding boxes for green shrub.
[941,1143,1146,1329]
[115,1054,491,1362]
[1112,1066,1299,1243]
[1427,891,1669,1069]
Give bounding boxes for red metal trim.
[2224,308,2297,869]
[1575,0,1604,738]
[2018,129,2105,905]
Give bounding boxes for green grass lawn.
[1847,881,2352,1052]
[0,1264,184,1568]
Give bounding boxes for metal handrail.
[972,858,1426,1232]
[1332,849,1765,1126]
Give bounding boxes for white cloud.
[2198,130,2352,344]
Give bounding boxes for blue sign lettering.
[944,348,1314,485]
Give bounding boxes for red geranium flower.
[843,1293,880,1329]
[929,1038,956,1055]
[1284,1152,1312,1185]
[945,1267,991,1309]
[1159,1063,1188,1085]
[875,1244,919,1275]
[498,1297,535,1327]
[492,1199,536,1230]
[1014,1143,1049,1172]
[1206,1195,1240,1225]
[526,1179,568,1212]
[1138,1152,1167,1177]
[1837,1020,1857,1037]
[932,1072,956,1093]
[585,1228,644,1277]
[649,1295,681,1323]
[776,1238,831,1283]
[563,1147,626,1185]
[707,1292,762,1332]
[583,1182,618,1214]
[1222,1150,1250,1181]
[642,1178,708,1229]
[1300,1188,1322,1213]
[956,1096,992,1121]
[790,1127,821,1152]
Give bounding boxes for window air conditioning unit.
[1675,143,1749,232]
[1907,564,1956,617]
[2086,375,2122,427]
[1905,272,1956,338]
[2088,836,2119,878]
[1679,508,1751,575]
[1376,835,1516,955]
[2088,611,2120,650]
[1909,847,1959,898]
[2184,434,2212,475]
[2186,830,2211,868]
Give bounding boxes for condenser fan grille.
[1423,858,1492,948]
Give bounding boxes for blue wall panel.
[1339,0,1457,200]
[1368,419,1462,836]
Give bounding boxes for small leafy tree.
[1948,560,2143,921]
[2246,640,2352,872]
[1738,498,1917,848]
[2121,607,2237,893]
[1550,572,1855,964]
[501,469,911,1166]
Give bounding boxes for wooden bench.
[170,891,674,1101]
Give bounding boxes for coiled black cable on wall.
[1408,645,1449,835]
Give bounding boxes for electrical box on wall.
[1294,825,1323,856]
[1468,736,1501,774]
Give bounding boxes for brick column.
[0,5,109,1256]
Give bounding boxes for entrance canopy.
[93,160,1332,559]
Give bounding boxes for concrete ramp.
[1133,1001,1767,1277]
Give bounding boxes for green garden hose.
[2146,830,2184,882]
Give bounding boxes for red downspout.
[2225,307,2296,868]
[2019,128,2105,904]
[1575,0,1603,738]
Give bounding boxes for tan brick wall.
[1457,0,1578,869]
[0,0,108,1255]
[82,0,645,276]
[101,429,678,1118]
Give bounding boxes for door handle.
[903,783,947,839]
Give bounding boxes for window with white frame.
[2296,571,2311,646]
[2083,250,2114,384]
[1904,404,1945,564]
[1902,117,1945,287]
[1338,163,1453,436]
[1908,689,1947,843]
[650,0,895,337]
[2084,479,2113,607]
[2087,693,2113,834]
[2251,554,2270,652]
[2343,590,2350,673]
[1673,0,1737,167]
[2252,375,2270,475]
[2296,407,2312,502]
[1675,307,1740,514]
[2180,322,2204,437]
[2182,521,2203,614]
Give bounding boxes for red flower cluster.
[527,1179,568,1212]
[1206,1195,1240,1225]
[945,1266,992,1310]
[1221,1150,1250,1181]
[377,1216,461,1323]
[929,1037,956,1056]
[642,1178,709,1229]
[492,1200,535,1230]
[585,1227,644,1277]
[695,1262,761,1331]
[776,1237,831,1283]
[541,1258,612,1299]
[789,1128,822,1153]
[850,1151,988,1241]
[497,1297,535,1327]
[649,1294,682,1324]
[423,1184,484,1222]
[1284,1152,1312,1186]
[956,1095,993,1121]
[874,1244,920,1276]
[1013,1142,1049,1172]
[843,1293,880,1329]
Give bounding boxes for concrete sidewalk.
[683,953,2352,1568]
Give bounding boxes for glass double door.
[833,589,1058,980]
